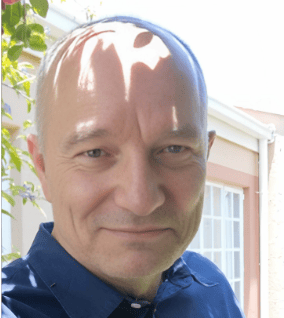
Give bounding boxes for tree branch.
[2,83,34,102]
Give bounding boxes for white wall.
[268,135,284,318]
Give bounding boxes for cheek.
[48,164,110,220]
[166,162,206,210]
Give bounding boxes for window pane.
[233,193,240,218]
[226,220,233,248]
[226,251,233,280]
[190,230,200,249]
[203,185,211,215]
[204,218,212,248]
[234,221,240,248]
[203,251,212,261]
[213,187,221,216]
[225,192,232,217]
[214,251,222,270]
[234,251,240,278]
[234,281,241,303]
[214,219,221,248]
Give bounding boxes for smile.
[102,228,171,240]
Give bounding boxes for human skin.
[27,22,216,301]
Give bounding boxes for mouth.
[102,227,171,239]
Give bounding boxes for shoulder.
[2,255,49,302]
[2,257,66,318]
[2,256,31,286]
[177,251,246,317]
[181,250,231,285]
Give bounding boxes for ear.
[207,130,216,160]
[27,134,51,202]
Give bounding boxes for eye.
[84,149,107,158]
[162,145,186,154]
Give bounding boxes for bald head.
[35,16,207,155]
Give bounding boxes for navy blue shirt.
[2,222,245,317]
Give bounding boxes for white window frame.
[187,181,244,310]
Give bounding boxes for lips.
[105,227,169,233]
[102,227,170,239]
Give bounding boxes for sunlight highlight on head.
[51,22,171,102]
[35,17,207,156]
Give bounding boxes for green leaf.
[30,0,49,18]
[24,181,35,192]
[15,24,32,45]
[23,197,27,205]
[27,23,45,34]
[23,81,31,96]
[2,135,11,149]
[1,177,14,182]
[16,134,27,141]
[1,39,9,52]
[9,150,22,172]
[19,62,34,69]
[23,160,37,176]
[1,209,15,219]
[2,149,6,162]
[2,251,21,263]
[2,128,11,138]
[2,191,16,207]
[23,119,33,130]
[2,2,22,27]
[28,34,47,52]
[1,109,13,120]
[2,23,16,36]
[19,150,31,158]
[32,200,46,218]
[23,3,33,11]
[8,44,24,61]
[27,99,32,113]
[11,185,26,192]
[11,185,26,196]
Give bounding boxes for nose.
[114,152,166,216]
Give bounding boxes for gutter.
[208,97,274,140]
[259,139,269,318]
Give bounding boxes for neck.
[100,272,165,302]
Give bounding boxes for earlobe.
[27,134,51,202]
[207,130,216,160]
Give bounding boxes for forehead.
[43,21,206,146]
[46,22,170,98]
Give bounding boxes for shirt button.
[131,303,142,309]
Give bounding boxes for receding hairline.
[35,16,207,155]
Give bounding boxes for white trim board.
[208,114,259,152]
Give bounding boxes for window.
[187,182,244,309]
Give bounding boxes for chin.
[102,249,179,279]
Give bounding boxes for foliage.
[2,0,101,265]
[1,0,51,264]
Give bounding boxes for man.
[2,16,245,317]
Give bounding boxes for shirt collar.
[27,222,217,317]
[27,222,123,318]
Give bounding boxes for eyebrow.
[60,124,200,152]
[60,128,111,152]
[160,124,198,140]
